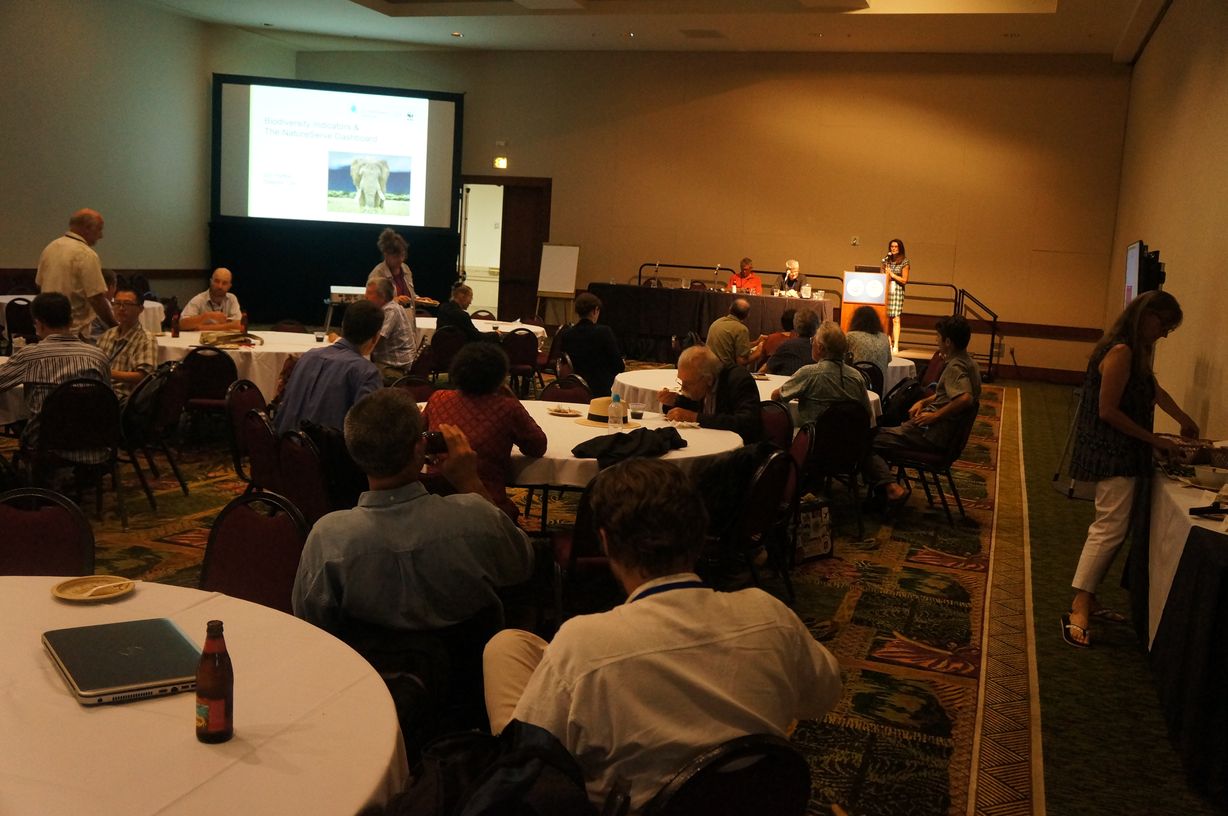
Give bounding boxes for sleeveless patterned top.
[1069,340,1156,480]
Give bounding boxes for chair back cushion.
[808,401,872,477]
[539,376,592,405]
[0,489,94,576]
[242,409,281,492]
[182,347,239,401]
[852,361,885,396]
[429,326,468,374]
[500,329,538,368]
[276,431,331,524]
[199,492,309,613]
[643,734,811,816]
[759,400,793,451]
[37,379,121,451]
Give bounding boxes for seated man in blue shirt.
[275,300,383,434]
[291,387,535,635]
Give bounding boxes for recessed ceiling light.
[451,32,463,38]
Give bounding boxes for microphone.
[882,255,891,264]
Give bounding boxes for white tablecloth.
[883,356,917,395]
[417,317,546,346]
[1147,475,1228,648]
[0,294,163,335]
[0,577,408,816]
[510,399,744,488]
[157,331,321,399]
[0,357,28,426]
[611,368,881,425]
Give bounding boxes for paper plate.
[546,405,582,417]
[52,576,137,603]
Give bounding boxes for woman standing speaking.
[1062,290,1199,648]
[881,239,909,353]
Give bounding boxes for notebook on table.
[42,618,201,705]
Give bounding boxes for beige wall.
[1112,0,1227,438]
[0,0,295,270]
[299,50,1131,371]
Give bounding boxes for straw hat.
[575,396,640,429]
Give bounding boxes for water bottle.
[608,393,626,433]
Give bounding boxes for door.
[462,175,551,321]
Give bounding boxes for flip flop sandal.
[1091,608,1128,624]
[1061,613,1092,649]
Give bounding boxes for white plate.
[546,406,582,417]
[52,575,137,602]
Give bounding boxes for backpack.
[879,376,926,427]
[387,720,597,816]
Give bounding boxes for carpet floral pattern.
[2,383,1023,816]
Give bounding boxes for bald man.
[180,268,243,331]
[35,208,116,337]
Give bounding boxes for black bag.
[387,720,596,816]
[879,376,926,427]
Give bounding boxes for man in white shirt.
[180,268,243,331]
[364,277,418,384]
[35,208,116,337]
[482,458,842,812]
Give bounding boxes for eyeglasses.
[111,300,140,308]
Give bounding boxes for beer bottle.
[195,620,234,743]
[240,311,249,333]
[170,313,180,338]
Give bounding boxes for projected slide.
[247,86,428,226]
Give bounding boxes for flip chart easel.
[537,243,580,324]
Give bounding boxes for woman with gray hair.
[772,320,871,428]
[368,228,414,305]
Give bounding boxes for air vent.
[680,29,726,40]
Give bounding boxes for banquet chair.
[241,408,281,493]
[181,346,239,415]
[199,491,309,614]
[0,488,95,576]
[427,326,467,383]
[391,374,436,403]
[642,734,811,816]
[269,319,307,333]
[225,379,267,484]
[5,297,36,352]
[696,445,795,602]
[276,430,331,525]
[548,478,619,625]
[536,322,571,387]
[919,350,947,392]
[759,399,793,451]
[501,328,540,398]
[538,375,591,405]
[120,364,192,511]
[853,360,885,396]
[471,309,497,320]
[18,377,127,530]
[806,400,872,539]
[556,352,576,378]
[689,281,709,290]
[887,400,980,525]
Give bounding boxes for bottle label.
[196,697,227,731]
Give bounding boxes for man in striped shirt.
[0,292,110,447]
[97,284,157,402]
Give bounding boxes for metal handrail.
[957,289,1000,382]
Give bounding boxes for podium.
[839,270,888,333]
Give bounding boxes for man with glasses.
[97,285,157,402]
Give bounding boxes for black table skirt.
[1147,525,1228,805]
[588,284,834,363]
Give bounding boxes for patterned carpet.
[2,384,1034,815]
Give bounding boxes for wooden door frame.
[461,175,552,320]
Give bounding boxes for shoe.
[1060,613,1091,648]
[1091,607,1128,624]
[884,483,911,508]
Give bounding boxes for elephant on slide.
[351,158,390,212]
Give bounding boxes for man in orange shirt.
[728,257,763,295]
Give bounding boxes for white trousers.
[1071,476,1138,594]
[482,629,548,735]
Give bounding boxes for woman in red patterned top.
[423,343,547,521]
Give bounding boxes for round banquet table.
[0,357,29,426]
[417,316,546,346]
[0,576,408,816]
[611,368,881,425]
[882,356,917,395]
[510,399,744,488]
[157,331,320,399]
[0,294,163,335]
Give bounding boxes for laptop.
[42,618,201,705]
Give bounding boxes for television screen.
[1124,240,1144,305]
[212,75,462,229]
